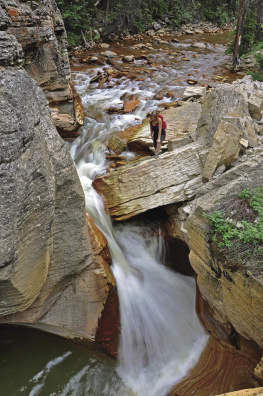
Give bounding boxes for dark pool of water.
[0,326,122,396]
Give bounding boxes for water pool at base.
[0,326,127,396]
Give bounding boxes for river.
[1,31,235,396]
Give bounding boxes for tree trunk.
[255,0,263,42]
[105,0,110,22]
[232,0,251,68]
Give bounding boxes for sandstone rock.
[187,79,198,85]
[157,39,169,44]
[101,43,110,49]
[195,85,254,146]
[183,86,206,99]
[202,119,242,182]
[187,157,263,349]
[168,137,193,151]
[123,55,134,62]
[255,357,263,382]
[153,92,164,100]
[216,389,263,396]
[2,0,73,102]
[108,135,127,154]
[93,143,207,220]
[248,93,263,121]
[123,99,140,113]
[184,29,194,35]
[191,42,206,49]
[128,103,202,152]
[73,94,84,126]
[0,67,89,321]
[101,50,117,58]
[51,109,79,138]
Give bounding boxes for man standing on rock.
[150,110,166,158]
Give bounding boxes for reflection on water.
[0,326,127,396]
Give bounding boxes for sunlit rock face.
[0,68,113,339]
[93,142,208,220]
[2,0,72,102]
[187,157,263,350]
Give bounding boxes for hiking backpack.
[158,114,167,129]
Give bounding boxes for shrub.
[204,187,263,275]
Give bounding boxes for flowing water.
[69,33,229,394]
[2,33,234,395]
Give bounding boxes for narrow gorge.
[0,0,263,395]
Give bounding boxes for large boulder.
[128,102,202,151]
[93,143,208,220]
[194,84,258,147]
[202,118,243,182]
[2,0,72,103]
[0,68,113,339]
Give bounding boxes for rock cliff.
[0,0,72,102]
[0,0,115,340]
[93,77,263,392]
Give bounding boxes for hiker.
[149,110,166,158]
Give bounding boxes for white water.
[71,140,208,396]
[68,41,226,394]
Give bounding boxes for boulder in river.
[191,42,206,49]
[123,99,140,113]
[108,135,127,154]
[123,55,135,62]
[101,43,110,49]
[101,50,117,58]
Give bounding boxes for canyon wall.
[1,0,72,102]
[0,0,114,341]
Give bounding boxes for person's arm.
[150,120,153,139]
[157,117,162,143]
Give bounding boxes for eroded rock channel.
[0,1,263,394]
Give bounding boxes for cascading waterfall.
[71,139,208,396]
[68,42,230,392]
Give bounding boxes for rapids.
[1,32,235,396]
[68,32,232,393]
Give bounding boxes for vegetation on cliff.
[204,187,263,274]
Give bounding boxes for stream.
[1,31,235,396]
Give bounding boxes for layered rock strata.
[93,78,262,221]
[0,67,114,339]
[1,0,72,103]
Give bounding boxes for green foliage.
[55,0,92,45]
[171,0,194,26]
[240,8,258,55]
[203,187,263,272]
[107,0,168,33]
[200,0,231,24]
[246,70,263,81]
[255,53,263,68]
[246,51,263,82]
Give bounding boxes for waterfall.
[71,140,208,396]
